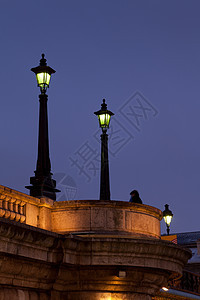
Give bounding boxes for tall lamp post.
[26,54,60,201]
[163,204,173,235]
[94,99,114,200]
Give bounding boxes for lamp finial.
[101,99,107,110]
[40,53,47,66]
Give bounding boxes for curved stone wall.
[0,217,191,299]
[51,200,162,238]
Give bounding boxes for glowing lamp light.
[36,72,51,88]
[99,113,111,129]
[31,54,55,93]
[163,204,173,226]
[163,204,173,235]
[163,214,172,226]
[162,287,169,291]
[94,99,114,131]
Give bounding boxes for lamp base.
[26,174,60,201]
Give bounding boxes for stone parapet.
[0,185,163,239]
[0,185,53,229]
[52,200,162,238]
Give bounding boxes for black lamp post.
[94,99,114,200]
[26,54,60,200]
[163,204,173,235]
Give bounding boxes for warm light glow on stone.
[51,200,162,237]
[99,295,111,300]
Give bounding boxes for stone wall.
[0,185,162,238]
[0,185,192,299]
[0,217,191,300]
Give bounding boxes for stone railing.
[169,270,200,295]
[0,185,55,229]
[0,194,26,223]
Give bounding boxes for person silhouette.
[129,190,143,204]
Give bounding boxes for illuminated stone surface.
[0,185,162,238]
[0,185,191,299]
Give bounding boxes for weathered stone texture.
[0,186,163,239]
[0,186,192,299]
[51,200,162,238]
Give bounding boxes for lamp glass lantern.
[94,99,114,131]
[163,204,173,226]
[31,54,55,93]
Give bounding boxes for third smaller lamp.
[163,204,173,235]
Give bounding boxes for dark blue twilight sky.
[0,0,199,234]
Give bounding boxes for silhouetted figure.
[129,190,143,204]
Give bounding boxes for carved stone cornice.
[0,218,191,298]
[61,235,191,275]
[0,217,61,260]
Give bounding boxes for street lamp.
[94,99,114,200]
[26,54,60,200]
[163,204,173,235]
[31,53,55,94]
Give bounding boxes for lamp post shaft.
[26,93,59,200]
[167,225,170,235]
[36,93,51,176]
[100,131,110,200]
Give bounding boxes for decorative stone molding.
[0,193,26,223]
[0,214,191,299]
[61,235,191,275]
[0,217,62,262]
[54,235,191,297]
[0,185,53,228]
